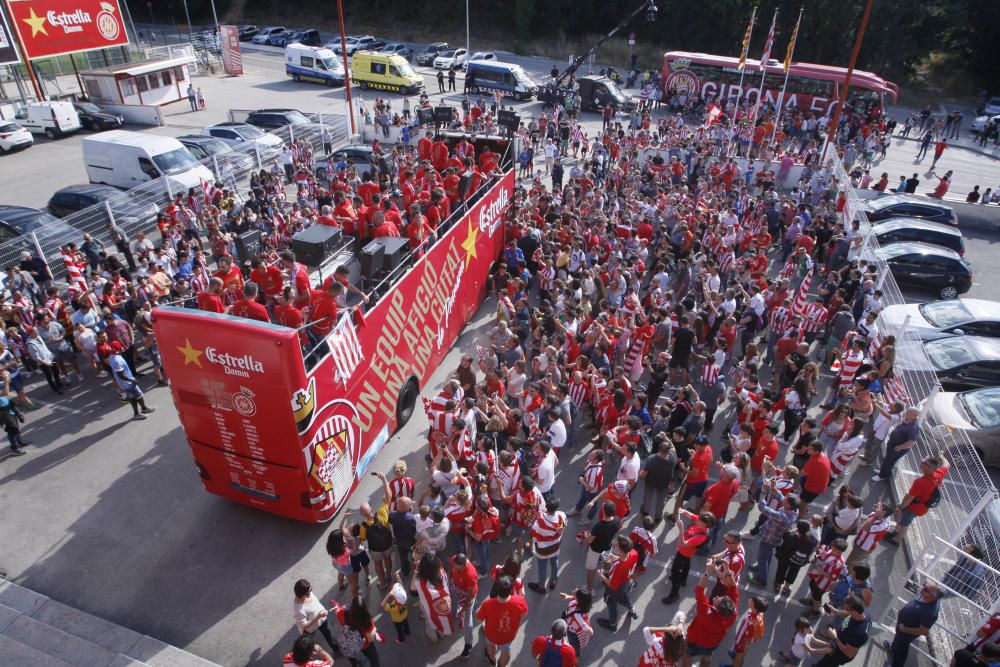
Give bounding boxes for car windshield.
[282,111,311,125]
[198,138,231,155]
[152,148,199,174]
[924,338,977,371]
[397,62,417,78]
[867,196,903,210]
[959,389,1000,429]
[424,45,439,52]
[320,57,340,70]
[235,125,265,139]
[439,50,455,58]
[76,103,102,113]
[0,123,19,132]
[919,300,973,328]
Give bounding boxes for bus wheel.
[395,378,419,430]
[293,74,301,82]
[358,80,368,89]
[471,86,480,95]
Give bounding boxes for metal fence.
[0,110,349,280]
[834,157,1000,664]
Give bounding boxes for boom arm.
[553,0,655,88]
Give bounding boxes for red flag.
[706,104,722,125]
[790,268,813,317]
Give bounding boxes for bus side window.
[371,62,386,75]
[301,56,314,68]
[504,73,514,87]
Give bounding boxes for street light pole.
[208,0,220,32]
[820,0,874,164]
[466,0,470,61]
[181,0,193,38]
[336,0,356,136]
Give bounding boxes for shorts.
[371,547,393,562]
[123,384,144,400]
[808,579,825,601]
[8,372,23,392]
[898,508,918,527]
[333,559,353,576]
[350,550,371,572]
[686,642,717,658]
[800,489,820,503]
[486,640,512,655]
[669,354,690,369]
[586,549,602,570]
[683,480,708,501]
[784,652,803,665]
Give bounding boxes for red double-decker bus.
[661,51,899,115]
[153,143,515,523]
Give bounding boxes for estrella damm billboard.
[7,0,129,60]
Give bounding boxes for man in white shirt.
[545,408,567,451]
[617,442,641,489]
[533,441,557,498]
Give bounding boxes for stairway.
[0,579,221,667]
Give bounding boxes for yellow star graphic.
[177,338,203,367]
[460,220,479,269]
[22,9,47,38]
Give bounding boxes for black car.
[316,145,375,179]
[73,102,124,131]
[0,205,79,261]
[897,336,1000,391]
[238,25,259,41]
[871,217,965,255]
[47,184,159,226]
[415,42,449,66]
[246,108,315,132]
[863,194,958,225]
[276,29,321,47]
[875,241,972,300]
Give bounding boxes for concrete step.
[0,579,221,667]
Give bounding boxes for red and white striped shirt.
[531,511,567,558]
[769,306,790,332]
[809,545,846,592]
[800,302,829,335]
[733,608,764,652]
[581,462,604,493]
[701,363,720,386]
[838,349,865,389]
[629,526,658,571]
[388,476,415,501]
[512,486,544,528]
[564,599,593,649]
[416,573,455,637]
[852,513,895,552]
[568,380,590,408]
[719,544,746,581]
[763,475,795,510]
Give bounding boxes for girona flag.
[790,268,813,317]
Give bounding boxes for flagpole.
[736,6,757,106]
[749,10,777,144]
[771,7,803,148]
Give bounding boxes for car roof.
[252,108,301,114]
[876,241,964,260]
[210,122,252,129]
[957,299,1000,320]
[0,205,49,223]
[928,335,1000,361]
[177,134,217,143]
[872,217,962,236]
[867,194,953,212]
[53,183,118,196]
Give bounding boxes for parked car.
[176,134,255,172]
[14,101,81,138]
[0,205,79,260]
[380,43,413,60]
[72,101,124,131]
[0,122,32,153]
[983,97,1000,116]
[47,184,159,227]
[925,387,1000,466]
[874,241,972,300]
[878,299,1000,342]
[316,144,374,179]
[462,51,496,71]
[246,108,319,132]
[433,48,468,70]
[971,113,1000,133]
[896,335,1000,391]
[329,35,384,55]
[252,26,286,45]
[415,42,449,66]
[273,29,321,48]
[237,25,259,41]
[863,194,958,225]
[870,217,965,255]
[203,122,284,156]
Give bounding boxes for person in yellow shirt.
[381,574,410,644]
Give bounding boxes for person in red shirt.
[417,131,433,162]
[332,191,357,231]
[306,281,344,340]
[197,277,225,313]
[213,255,244,303]
[357,172,380,207]
[280,250,312,311]
[596,535,639,631]
[685,561,739,667]
[530,619,578,667]
[282,635,333,667]
[370,210,401,239]
[674,435,713,517]
[663,509,715,604]
[274,287,305,340]
[449,553,479,659]
[890,452,949,547]
[700,463,741,554]
[475,575,529,667]
[750,424,779,479]
[406,204,433,252]
[800,440,832,512]
[229,282,271,323]
[249,257,283,302]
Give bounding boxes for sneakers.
[596,618,618,632]
[548,580,557,591]
[527,582,546,594]
[460,644,472,659]
[871,474,887,482]
[567,508,581,517]
[133,413,147,420]
[141,407,156,414]
[10,448,26,456]
[629,610,639,620]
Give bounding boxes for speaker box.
[360,240,385,280]
[458,171,475,199]
[434,106,454,124]
[235,229,262,265]
[380,237,411,274]
[417,107,435,125]
[292,225,343,267]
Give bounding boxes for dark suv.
[0,205,79,261]
[863,195,958,225]
[876,241,973,300]
[246,109,318,132]
[276,29,321,47]
[47,184,159,226]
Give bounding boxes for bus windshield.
[397,61,417,78]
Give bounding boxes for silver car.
[925,387,1000,467]
[878,299,1000,341]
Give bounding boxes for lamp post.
[466,0,470,63]
[820,0,875,164]
[336,0,356,135]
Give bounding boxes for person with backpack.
[773,519,818,596]
[331,596,381,667]
[531,619,578,667]
[887,452,949,548]
[360,473,397,591]
[0,395,29,456]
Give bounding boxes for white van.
[82,130,214,193]
[285,44,346,86]
[14,101,82,138]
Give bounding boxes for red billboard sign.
[219,24,242,76]
[7,0,129,59]
[153,168,515,522]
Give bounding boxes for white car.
[0,122,33,153]
[433,48,468,70]
[878,298,1000,342]
[252,26,286,45]
[984,97,1000,116]
[462,51,496,71]
[202,122,283,157]
[971,113,1000,133]
[329,35,380,55]
[923,387,1000,467]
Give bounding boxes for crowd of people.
[273,92,993,667]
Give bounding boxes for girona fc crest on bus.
[304,400,362,511]
[96,2,120,41]
[665,70,700,98]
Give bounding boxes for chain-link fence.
[833,157,1000,664]
[0,110,349,280]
